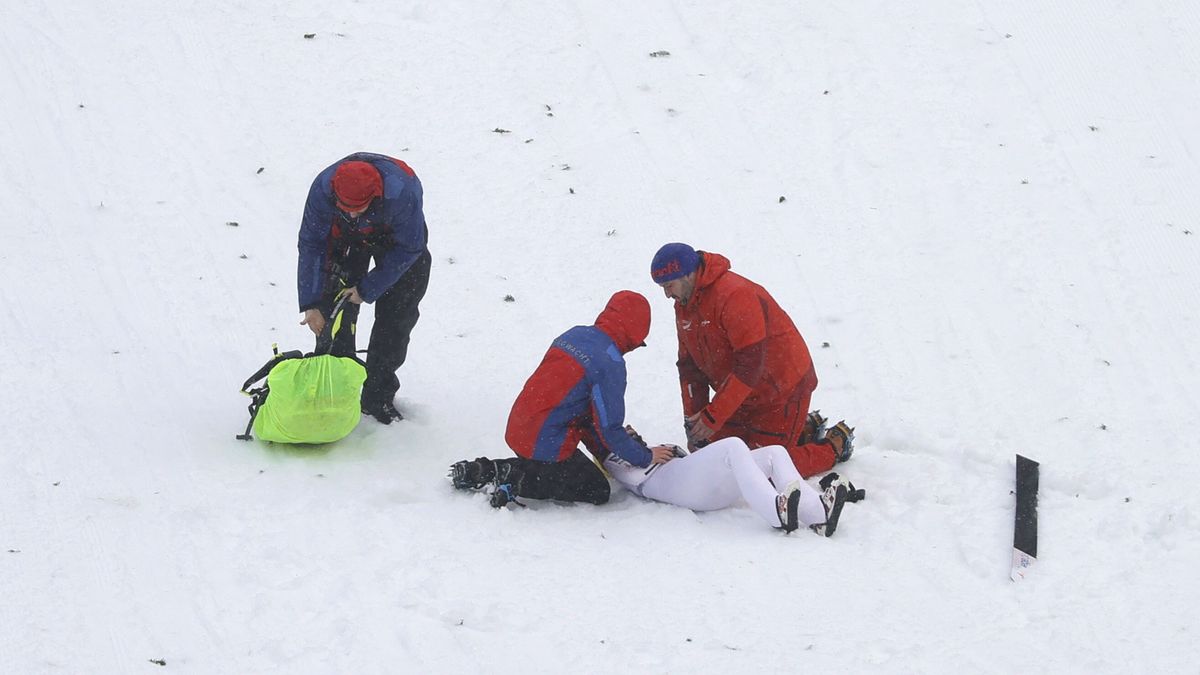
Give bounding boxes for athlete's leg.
[641,438,789,529]
[639,440,742,511]
[750,444,801,486]
[722,438,792,527]
[751,445,827,527]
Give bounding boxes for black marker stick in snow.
[1011,454,1040,581]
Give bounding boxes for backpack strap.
[236,387,271,441]
[236,344,304,441]
[240,343,304,392]
[313,294,352,356]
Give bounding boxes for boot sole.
[449,467,484,490]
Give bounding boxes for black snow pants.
[501,450,611,505]
[316,248,432,409]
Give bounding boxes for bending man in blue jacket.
[297,152,431,424]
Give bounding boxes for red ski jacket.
[673,252,814,430]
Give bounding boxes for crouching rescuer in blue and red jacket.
[448,291,676,507]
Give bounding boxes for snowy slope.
[3,1,1199,672]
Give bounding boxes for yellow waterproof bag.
[237,298,366,444]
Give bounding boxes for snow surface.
[3,1,1199,672]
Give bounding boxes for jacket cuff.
[703,375,753,430]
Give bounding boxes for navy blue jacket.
[297,152,428,311]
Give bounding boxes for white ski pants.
[639,437,827,528]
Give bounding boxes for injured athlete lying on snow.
[604,430,865,536]
[448,428,864,535]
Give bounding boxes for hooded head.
[331,161,383,212]
[594,290,651,353]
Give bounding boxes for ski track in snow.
[3,0,1200,672]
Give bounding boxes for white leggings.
[638,437,827,528]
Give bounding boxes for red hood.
[595,290,651,353]
[694,251,731,290]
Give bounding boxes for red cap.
[331,161,383,211]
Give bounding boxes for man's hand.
[684,411,716,446]
[338,286,364,304]
[300,308,326,336]
[649,444,677,465]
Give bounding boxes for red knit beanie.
[332,161,383,211]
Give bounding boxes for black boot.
[489,461,526,508]
[362,400,403,424]
[448,457,497,490]
[775,483,804,534]
[811,473,851,537]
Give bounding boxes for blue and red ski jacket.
[505,291,654,467]
[297,152,429,311]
